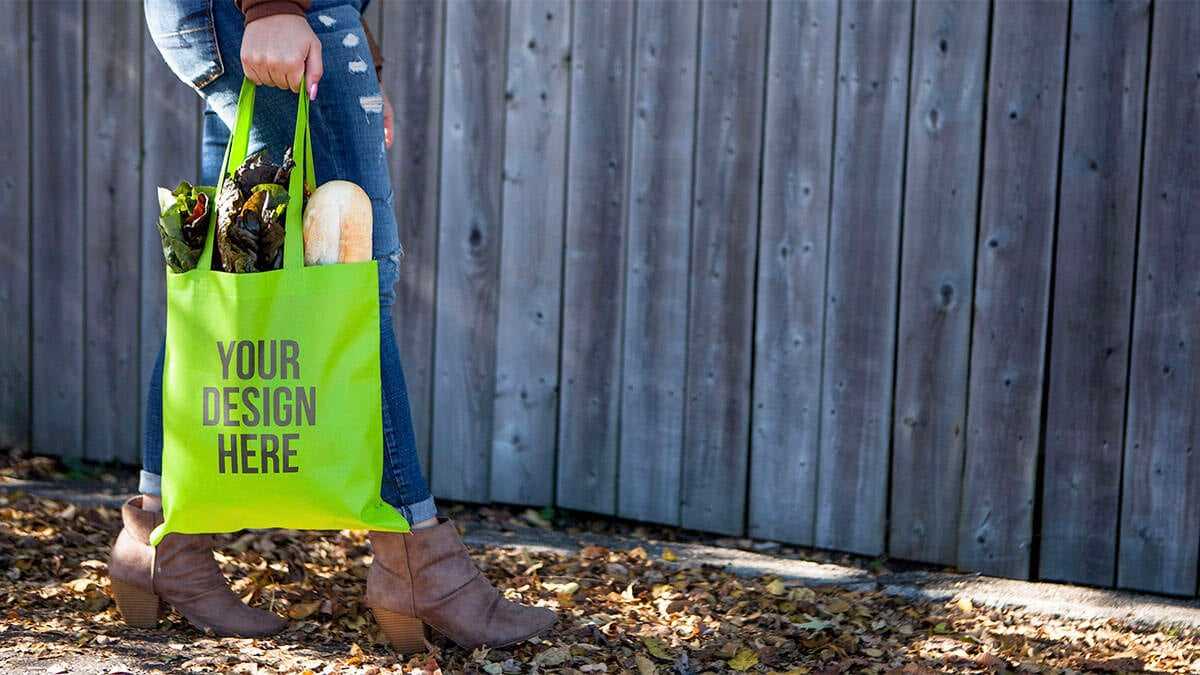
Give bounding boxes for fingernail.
[308,82,318,100]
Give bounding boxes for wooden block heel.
[372,607,428,654]
[110,579,160,628]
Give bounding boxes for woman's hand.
[382,91,394,149]
[241,14,324,99]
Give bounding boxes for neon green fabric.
[150,79,409,544]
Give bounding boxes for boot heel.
[372,608,427,654]
[110,579,160,628]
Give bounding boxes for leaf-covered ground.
[2,455,1200,673]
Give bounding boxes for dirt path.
[4,485,1200,674]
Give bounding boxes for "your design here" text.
[202,340,317,475]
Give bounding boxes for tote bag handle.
[195,77,316,274]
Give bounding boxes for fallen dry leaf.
[641,635,672,661]
[728,647,759,671]
[287,600,321,620]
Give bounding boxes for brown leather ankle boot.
[108,496,286,637]
[366,519,556,652]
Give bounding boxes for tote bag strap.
[196,77,316,273]
[283,87,313,274]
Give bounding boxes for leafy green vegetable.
[155,181,210,273]
[215,149,298,273]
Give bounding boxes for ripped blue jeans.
[140,0,436,525]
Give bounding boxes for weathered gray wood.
[13,0,1200,594]
[958,0,1068,578]
[490,0,570,506]
[362,0,382,35]
[747,0,837,545]
[617,0,699,525]
[888,0,989,565]
[84,2,142,463]
[1040,0,1149,588]
[1118,0,1200,596]
[140,8,203,463]
[31,0,85,459]
[0,0,31,451]
[679,0,768,536]
[382,0,443,475]
[815,0,913,555]
[430,0,508,501]
[556,0,634,515]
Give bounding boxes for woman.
[108,0,555,651]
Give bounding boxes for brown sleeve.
[362,20,384,80]
[236,0,312,24]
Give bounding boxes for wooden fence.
[2,0,1198,596]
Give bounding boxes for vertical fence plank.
[679,0,768,536]
[816,0,913,555]
[490,0,570,506]
[31,0,85,459]
[384,0,444,475]
[958,0,1068,578]
[362,0,382,33]
[141,13,202,465]
[1119,0,1200,596]
[556,0,634,514]
[616,0,699,526]
[0,0,31,451]
[1039,0,1149,587]
[430,0,508,502]
[85,2,142,463]
[748,0,837,545]
[888,0,988,565]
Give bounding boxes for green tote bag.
[150,79,409,544]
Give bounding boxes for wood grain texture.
[958,0,1068,579]
[383,0,444,475]
[140,9,202,463]
[1039,0,1149,588]
[490,0,570,506]
[361,0,382,35]
[679,0,768,536]
[616,0,699,526]
[85,2,142,463]
[816,0,913,555]
[13,0,1200,593]
[888,0,989,565]
[556,0,634,515]
[31,0,85,459]
[1118,0,1200,596]
[747,0,837,546]
[0,0,31,451]
[430,0,508,501]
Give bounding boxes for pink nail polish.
[308,82,318,100]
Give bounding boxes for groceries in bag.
[155,148,373,272]
[302,180,372,264]
[214,149,296,273]
[155,181,211,273]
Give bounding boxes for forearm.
[236,0,312,24]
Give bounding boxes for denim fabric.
[141,0,435,525]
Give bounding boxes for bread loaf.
[302,180,373,265]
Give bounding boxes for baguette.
[302,180,373,265]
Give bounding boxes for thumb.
[305,38,323,100]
